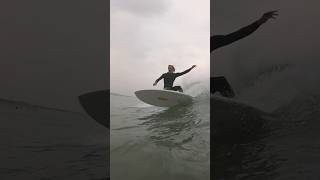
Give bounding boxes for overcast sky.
[0,1,107,111]
[212,0,320,84]
[110,0,210,96]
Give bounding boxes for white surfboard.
[135,89,193,107]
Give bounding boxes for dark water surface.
[0,101,108,180]
[213,94,320,180]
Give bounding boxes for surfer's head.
[168,65,175,72]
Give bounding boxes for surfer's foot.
[172,86,183,92]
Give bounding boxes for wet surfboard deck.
[135,89,193,107]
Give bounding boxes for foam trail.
[183,79,210,98]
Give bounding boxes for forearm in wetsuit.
[210,20,264,52]
[155,74,164,83]
[175,67,193,77]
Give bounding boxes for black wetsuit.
[156,67,193,92]
[211,20,263,52]
[211,20,264,97]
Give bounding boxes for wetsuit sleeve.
[175,67,193,77]
[211,20,263,52]
[155,74,164,83]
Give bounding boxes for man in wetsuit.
[153,65,196,92]
[211,10,278,97]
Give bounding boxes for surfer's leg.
[211,76,235,98]
[172,86,183,92]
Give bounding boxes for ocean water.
[109,62,320,179]
[213,63,320,179]
[0,100,108,180]
[110,85,210,180]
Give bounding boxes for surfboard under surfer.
[153,65,196,92]
[211,10,278,97]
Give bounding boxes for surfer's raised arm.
[211,10,278,52]
[153,74,164,86]
[176,65,196,77]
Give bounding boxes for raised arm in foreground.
[211,10,278,52]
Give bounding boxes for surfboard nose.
[134,90,141,96]
[134,90,148,101]
[78,90,109,128]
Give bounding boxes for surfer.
[153,65,196,92]
[211,10,278,97]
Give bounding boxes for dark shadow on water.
[212,102,285,180]
[213,139,282,180]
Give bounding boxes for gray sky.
[0,1,107,111]
[212,0,320,77]
[111,0,210,96]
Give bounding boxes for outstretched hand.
[191,65,196,69]
[153,82,157,86]
[260,10,279,23]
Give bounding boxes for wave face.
[110,82,210,180]
[213,61,320,179]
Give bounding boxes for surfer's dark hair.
[168,65,175,71]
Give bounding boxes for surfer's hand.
[153,82,157,86]
[191,65,196,69]
[259,10,278,24]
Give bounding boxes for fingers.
[266,10,279,14]
[263,10,279,21]
[271,11,279,17]
[269,10,279,14]
[265,10,279,17]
